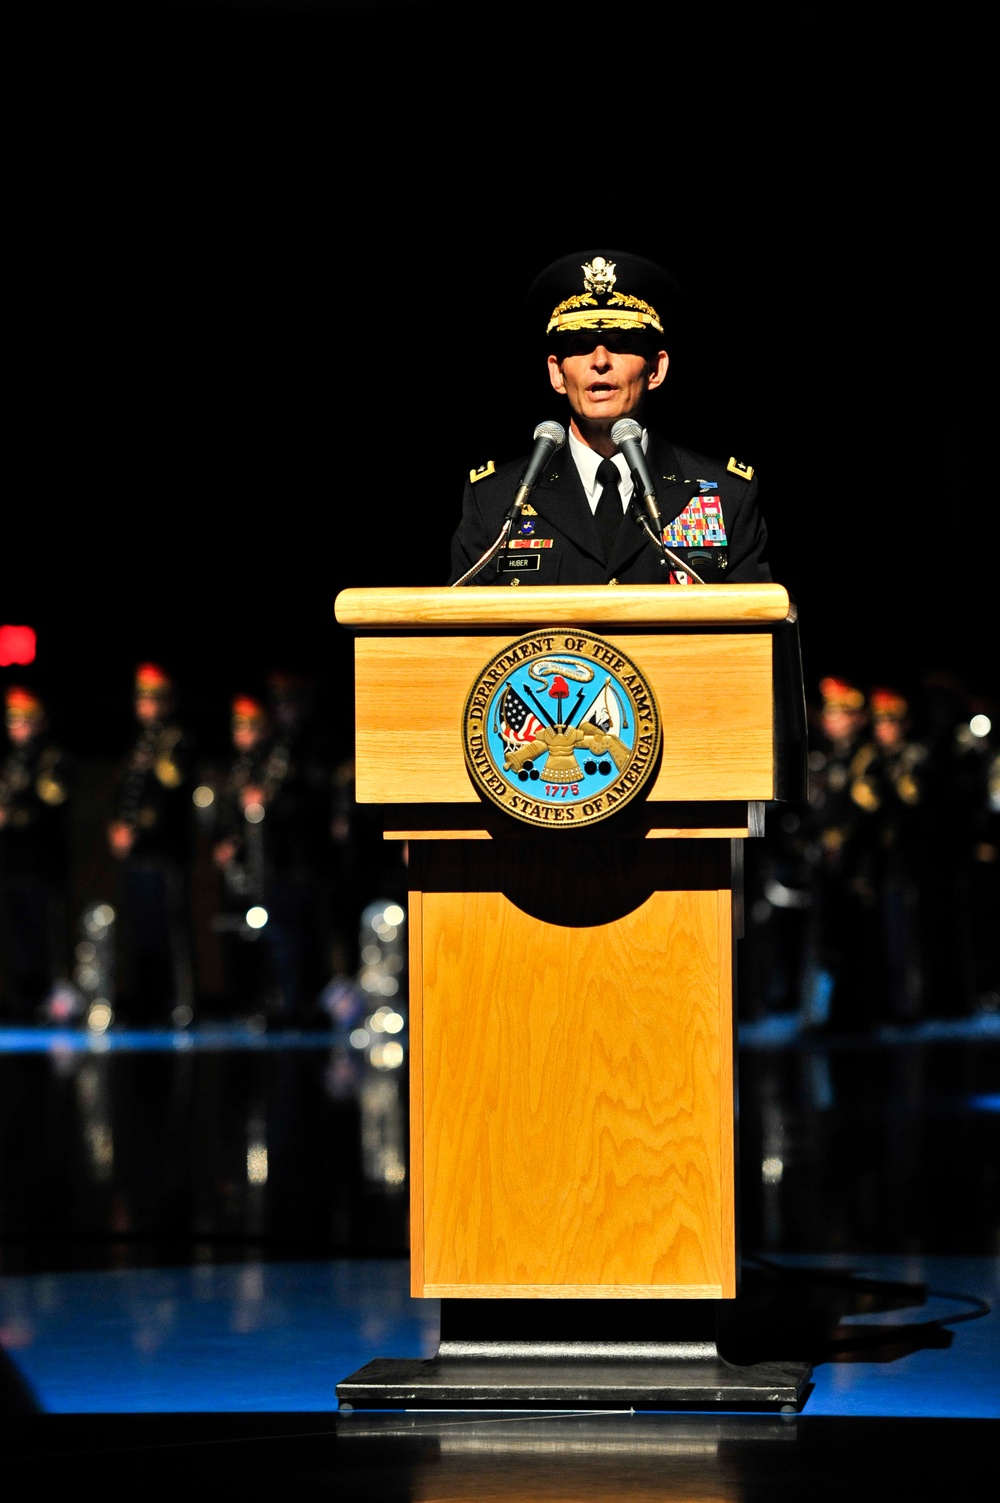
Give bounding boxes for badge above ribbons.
[462,629,662,828]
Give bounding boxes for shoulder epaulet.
[469,460,496,484]
[726,457,754,481]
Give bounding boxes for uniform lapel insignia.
[726,457,754,481]
[469,460,496,484]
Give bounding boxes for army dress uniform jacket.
[447,433,771,587]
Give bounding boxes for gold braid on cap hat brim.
[547,291,663,336]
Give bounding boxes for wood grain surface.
[409,841,736,1298]
[355,632,773,804]
[336,583,792,628]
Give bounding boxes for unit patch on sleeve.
[661,494,728,548]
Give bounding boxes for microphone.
[505,421,566,522]
[453,420,565,585]
[611,417,706,583]
[611,418,662,532]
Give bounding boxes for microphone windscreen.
[533,420,566,448]
[611,419,643,446]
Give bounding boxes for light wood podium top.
[335,583,792,630]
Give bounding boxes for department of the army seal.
[462,629,661,828]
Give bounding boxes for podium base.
[335,1350,812,1411]
[336,1299,812,1411]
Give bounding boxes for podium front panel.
[408,839,737,1299]
[354,632,774,806]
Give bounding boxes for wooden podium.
[334,585,811,1409]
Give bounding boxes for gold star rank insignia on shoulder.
[727,457,754,481]
[469,460,496,484]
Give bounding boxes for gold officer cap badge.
[582,257,617,296]
[547,257,663,337]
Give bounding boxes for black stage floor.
[10,1413,998,1499]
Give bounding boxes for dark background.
[7,1,993,759]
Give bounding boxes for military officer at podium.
[448,248,771,588]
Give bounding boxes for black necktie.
[594,457,623,563]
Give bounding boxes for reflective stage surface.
[3,1021,998,1494]
[4,1256,998,1418]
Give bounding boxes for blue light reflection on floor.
[738,1013,1000,1049]
[1,1257,996,1419]
[1,1260,438,1414]
[2,1012,998,1056]
[0,1026,345,1054]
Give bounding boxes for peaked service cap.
[526,248,681,350]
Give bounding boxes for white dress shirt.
[568,426,650,515]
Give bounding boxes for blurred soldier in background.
[970,711,1000,1011]
[212,690,335,1026]
[916,671,990,1018]
[850,687,928,1024]
[0,685,76,1021]
[800,675,880,1032]
[107,663,195,1026]
[211,694,272,1017]
[263,668,408,1001]
[265,671,340,1010]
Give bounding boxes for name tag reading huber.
[498,555,541,572]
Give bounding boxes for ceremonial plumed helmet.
[232,694,267,725]
[818,676,866,712]
[870,687,909,721]
[526,248,681,353]
[135,662,173,698]
[5,685,44,719]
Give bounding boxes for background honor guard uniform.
[107,663,195,1026]
[799,676,881,1033]
[912,671,989,1020]
[447,248,771,587]
[971,724,1000,1012]
[210,691,337,1025]
[210,694,281,1021]
[848,687,929,1024]
[0,686,76,1022]
[264,673,339,1022]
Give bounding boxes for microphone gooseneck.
[506,420,566,524]
[451,420,566,587]
[610,418,661,532]
[611,417,706,584]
